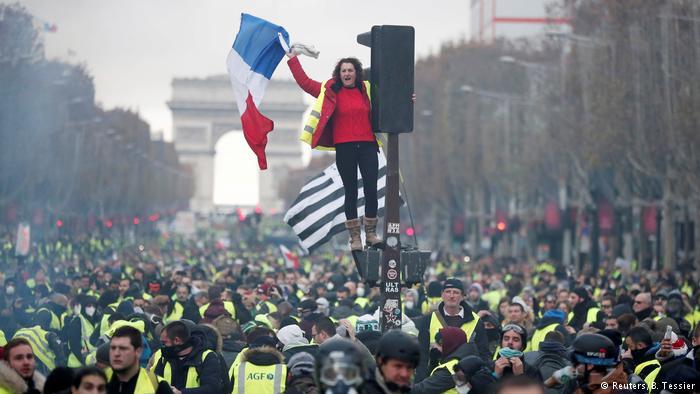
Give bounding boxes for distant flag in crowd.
[284,151,403,253]
[226,13,289,170]
[279,244,300,269]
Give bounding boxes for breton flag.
[284,151,402,253]
[226,13,290,170]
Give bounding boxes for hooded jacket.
[529,315,572,349]
[0,361,45,394]
[569,299,602,331]
[153,335,223,394]
[416,301,490,381]
[412,342,479,394]
[524,340,570,394]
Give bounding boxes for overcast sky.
[19,0,471,205]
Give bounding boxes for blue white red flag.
[226,14,290,170]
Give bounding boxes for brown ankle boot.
[345,218,363,251]
[363,217,382,247]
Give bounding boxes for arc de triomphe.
[168,76,307,213]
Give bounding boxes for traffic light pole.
[379,133,402,331]
[356,24,418,332]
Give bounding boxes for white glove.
[290,42,319,58]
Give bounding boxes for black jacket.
[181,299,201,323]
[523,341,570,394]
[107,369,173,394]
[416,301,490,381]
[569,299,602,331]
[411,342,479,394]
[491,355,543,382]
[153,337,223,394]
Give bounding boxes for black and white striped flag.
[284,151,399,253]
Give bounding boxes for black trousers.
[335,141,379,220]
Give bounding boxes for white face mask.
[357,287,365,297]
[74,305,82,315]
[85,306,96,317]
[405,301,415,310]
[5,286,15,295]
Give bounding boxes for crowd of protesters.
[0,226,699,394]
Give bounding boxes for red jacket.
[287,57,373,149]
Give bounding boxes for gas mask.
[319,351,363,394]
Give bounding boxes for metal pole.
[380,133,402,331]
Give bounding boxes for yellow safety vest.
[0,330,6,347]
[165,302,184,324]
[300,80,380,151]
[429,311,480,347]
[634,359,660,394]
[422,297,442,314]
[265,300,278,313]
[483,290,505,312]
[149,349,162,373]
[13,326,56,371]
[79,315,96,351]
[158,350,214,389]
[106,320,146,337]
[199,301,236,319]
[106,367,163,394]
[525,323,559,352]
[231,362,286,394]
[355,297,370,309]
[36,307,63,331]
[98,313,110,335]
[429,359,459,394]
[567,307,600,325]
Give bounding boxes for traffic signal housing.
[357,25,415,134]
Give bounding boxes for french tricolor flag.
[226,14,290,170]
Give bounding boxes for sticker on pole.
[387,268,398,280]
[387,223,400,234]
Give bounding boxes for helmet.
[315,338,367,393]
[376,330,420,367]
[571,333,618,367]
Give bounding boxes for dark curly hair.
[332,57,364,86]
